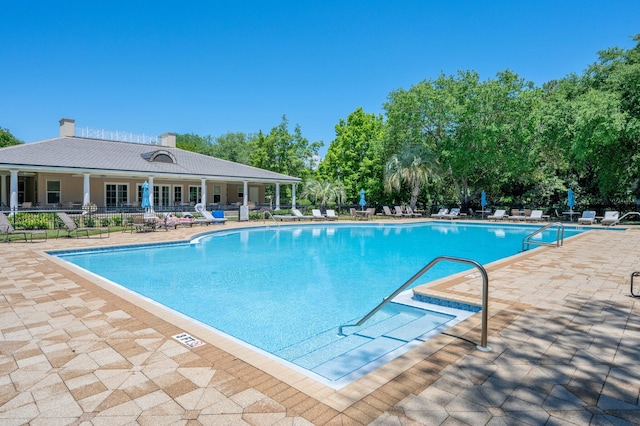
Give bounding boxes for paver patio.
[1,219,639,425]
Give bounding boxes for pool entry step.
[274,303,455,381]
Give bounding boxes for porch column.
[0,173,6,207]
[82,174,91,206]
[291,183,296,209]
[148,176,155,213]
[9,170,18,213]
[243,181,248,206]
[275,183,280,210]
[200,179,207,205]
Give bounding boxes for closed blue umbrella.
[567,189,574,208]
[480,191,488,218]
[359,189,366,211]
[141,181,150,211]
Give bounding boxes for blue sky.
[1,1,638,158]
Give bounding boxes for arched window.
[148,150,177,164]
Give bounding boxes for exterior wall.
[10,171,271,209]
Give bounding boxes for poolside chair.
[431,208,449,219]
[394,206,411,218]
[509,209,526,221]
[383,205,402,218]
[292,208,313,220]
[487,209,506,221]
[56,212,109,238]
[601,211,619,226]
[311,209,326,220]
[365,207,376,219]
[195,210,227,225]
[404,206,422,218]
[0,212,47,242]
[325,209,338,220]
[273,211,297,221]
[577,211,596,225]
[525,210,544,222]
[442,208,461,219]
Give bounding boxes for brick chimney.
[59,118,75,137]
[160,132,176,148]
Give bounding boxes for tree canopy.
[0,127,23,148]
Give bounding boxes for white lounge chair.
[487,209,506,221]
[199,210,227,225]
[525,210,544,222]
[601,211,619,226]
[311,209,326,220]
[325,209,338,220]
[577,211,596,225]
[431,208,449,219]
[443,208,461,219]
[383,205,402,218]
[404,206,422,218]
[292,208,313,220]
[509,209,526,221]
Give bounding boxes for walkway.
[1,220,639,424]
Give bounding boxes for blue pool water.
[53,222,585,384]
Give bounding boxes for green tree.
[211,132,253,164]
[384,144,438,210]
[0,127,23,148]
[176,133,214,156]
[250,115,322,180]
[300,179,345,209]
[318,108,385,204]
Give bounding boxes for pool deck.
[1,219,639,425]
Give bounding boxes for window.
[47,180,61,204]
[213,185,221,203]
[174,186,183,204]
[189,186,202,204]
[106,183,128,207]
[237,186,244,199]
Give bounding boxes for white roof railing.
[76,126,160,145]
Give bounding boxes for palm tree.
[384,145,438,209]
[300,179,346,209]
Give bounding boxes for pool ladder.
[338,256,491,352]
[262,210,279,226]
[522,222,564,251]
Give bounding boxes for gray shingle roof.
[0,137,300,183]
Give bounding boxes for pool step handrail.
[262,210,279,226]
[522,222,564,251]
[608,211,640,226]
[338,255,491,352]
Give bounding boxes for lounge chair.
[525,210,544,222]
[195,210,227,225]
[157,213,195,230]
[325,209,338,220]
[601,211,619,226]
[431,208,449,219]
[56,212,109,238]
[487,209,506,221]
[273,212,297,221]
[311,209,326,220]
[404,206,422,218]
[0,212,47,242]
[292,208,313,220]
[509,209,526,221]
[577,211,596,225]
[383,205,402,218]
[442,208,461,219]
[394,206,411,217]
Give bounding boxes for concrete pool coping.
[2,218,639,424]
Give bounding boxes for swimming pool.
[52,222,586,386]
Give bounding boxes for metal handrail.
[522,222,564,251]
[608,211,640,226]
[262,210,279,226]
[338,255,491,351]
